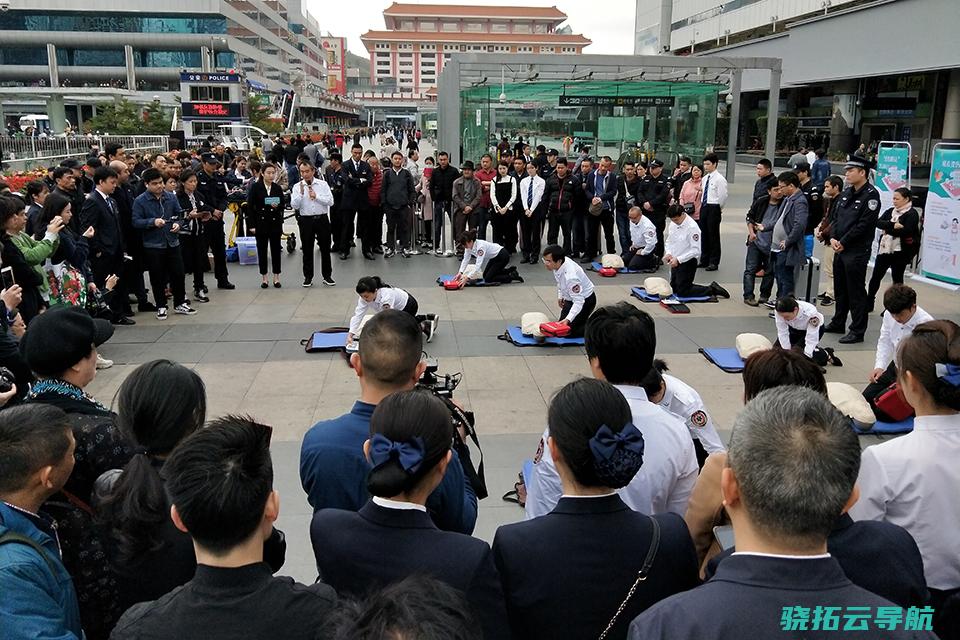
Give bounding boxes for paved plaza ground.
[85,149,960,584]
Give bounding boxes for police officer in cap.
[822,155,880,343]
[640,158,671,259]
[195,152,235,289]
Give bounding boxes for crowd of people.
[0,130,957,640]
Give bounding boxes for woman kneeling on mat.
[453,229,523,287]
[349,276,439,345]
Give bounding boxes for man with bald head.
[111,160,154,313]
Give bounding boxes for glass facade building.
[0,13,228,33]
[460,80,720,165]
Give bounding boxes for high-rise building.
[360,3,591,96]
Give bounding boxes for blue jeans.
[615,208,631,255]
[771,251,796,298]
[743,242,774,300]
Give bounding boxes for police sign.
[179,72,241,84]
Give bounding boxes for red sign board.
[321,37,347,96]
[181,102,243,120]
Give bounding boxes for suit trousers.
[179,233,207,292]
[470,206,489,240]
[547,211,573,253]
[297,215,332,281]
[433,201,453,249]
[519,211,542,258]
[671,258,713,298]
[649,210,667,258]
[699,204,722,267]
[330,205,343,252]
[831,246,870,336]
[453,208,469,241]
[385,206,410,250]
[339,206,362,254]
[483,248,513,284]
[203,218,229,283]
[626,249,659,271]
[572,209,588,255]
[255,227,282,275]
[585,210,615,259]
[143,246,186,308]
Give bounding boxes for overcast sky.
[309,0,637,58]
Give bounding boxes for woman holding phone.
[247,162,286,288]
[37,192,96,308]
[0,193,63,323]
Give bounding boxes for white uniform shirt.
[659,373,726,454]
[629,216,657,255]
[458,239,503,275]
[775,300,824,358]
[554,258,595,323]
[491,175,517,211]
[665,215,701,265]
[701,170,728,207]
[849,414,960,590]
[349,287,410,335]
[290,178,334,217]
[518,175,546,212]
[525,384,698,519]
[875,306,934,370]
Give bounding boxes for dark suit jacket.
[704,514,929,608]
[340,158,373,210]
[494,495,699,640]
[628,555,938,639]
[586,170,618,211]
[79,190,123,257]
[310,501,508,639]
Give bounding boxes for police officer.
[642,359,726,468]
[663,204,729,299]
[195,152,234,289]
[823,155,881,343]
[793,161,823,256]
[640,158,671,259]
[541,244,596,338]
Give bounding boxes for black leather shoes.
[709,281,730,298]
[822,323,845,334]
[363,251,375,261]
[217,281,236,290]
[838,332,864,344]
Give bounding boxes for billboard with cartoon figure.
[922,144,960,285]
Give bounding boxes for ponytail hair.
[356,275,387,295]
[897,319,960,410]
[366,390,453,498]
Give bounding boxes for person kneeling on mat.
[541,244,597,338]
[663,204,728,300]
[774,295,841,367]
[624,205,659,272]
[349,276,439,345]
[453,230,522,287]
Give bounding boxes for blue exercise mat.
[501,325,585,347]
[630,287,715,303]
[302,331,349,352]
[854,417,914,435]
[591,261,644,274]
[699,347,745,373]
[436,274,498,287]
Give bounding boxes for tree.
[248,95,284,135]
[83,99,169,135]
[141,101,170,134]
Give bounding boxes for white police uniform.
[664,214,701,265]
[349,286,410,335]
[525,384,698,519]
[658,373,726,455]
[775,299,823,358]
[458,238,503,275]
[554,257,595,323]
[629,216,657,255]
[875,305,933,370]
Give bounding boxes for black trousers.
[433,201,453,248]
[626,249,659,271]
[519,211,542,258]
[492,209,518,253]
[355,202,381,253]
[832,246,870,336]
[298,215,332,281]
[339,206,362,254]
[671,258,713,297]
[699,204,722,267]
[572,209,588,255]
[203,219,229,284]
[143,246,185,308]
[179,233,207,292]
[483,248,513,283]
[470,206,489,240]
[122,246,149,306]
[649,210,666,259]
[330,205,343,252]
[863,361,899,421]
[255,227,282,275]
[91,251,125,318]
[560,291,597,338]
[385,205,410,250]
[585,210,615,259]
[547,211,573,253]
[868,251,912,300]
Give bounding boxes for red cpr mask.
[539,322,571,337]
[598,267,618,277]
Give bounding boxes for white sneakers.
[96,354,113,369]
[175,303,197,316]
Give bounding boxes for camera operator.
[300,310,479,534]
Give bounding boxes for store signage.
[180,72,242,83]
[559,95,675,107]
[181,102,243,119]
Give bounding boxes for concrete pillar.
[765,67,781,163]
[437,57,461,165]
[943,69,960,140]
[47,44,60,88]
[200,46,211,72]
[725,69,742,183]
[46,96,67,135]
[658,0,673,53]
[124,45,136,90]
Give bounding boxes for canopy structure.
[438,53,782,182]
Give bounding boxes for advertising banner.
[321,37,347,96]
[872,142,911,263]
[920,144,960,285]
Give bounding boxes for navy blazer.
[494,495,699,640]
[586,170,618,211]
[79,190,124,257]
[339,158,373,210]
[705,513,929,608]
[310,501,509,640]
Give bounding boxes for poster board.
[920,143,960,285]
[872,142,911,263]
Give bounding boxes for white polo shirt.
[349,286,410,335]
[554,258,595,322]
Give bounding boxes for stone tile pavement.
[84,164,960,584]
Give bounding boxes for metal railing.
[1,135,168,173]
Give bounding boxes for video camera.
[416,355,487,500]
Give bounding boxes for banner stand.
[918,143,960,286]
[871,141,912,266]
